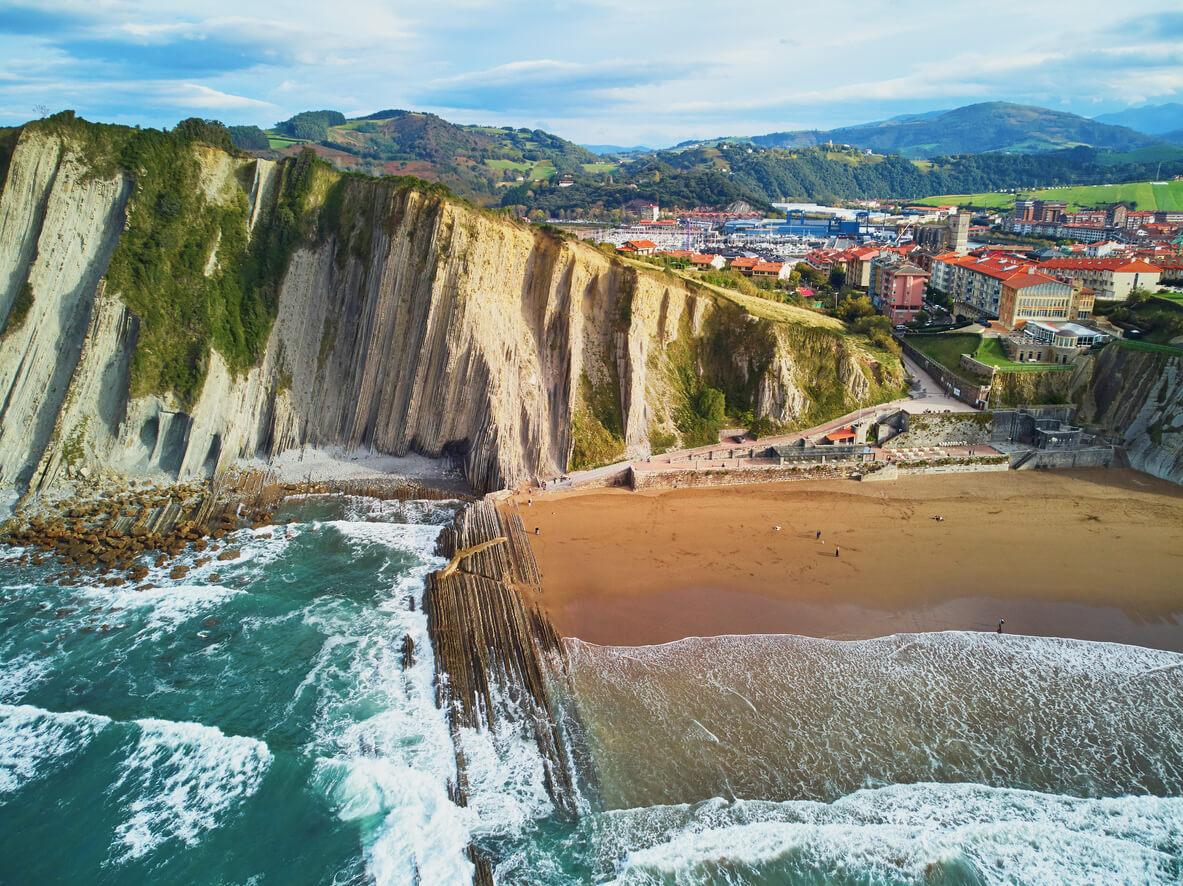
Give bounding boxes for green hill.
[227,107,1183,215]
[913,179,1183,212]
[232,109,602,205]
[750,102,1163,159]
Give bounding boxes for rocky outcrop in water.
[0,120,902,498]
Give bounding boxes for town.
[556,194,1181,410]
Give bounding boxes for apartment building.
[1034,257,1161,300]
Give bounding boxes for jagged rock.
[216,549,240,561]
[169,564,189,579]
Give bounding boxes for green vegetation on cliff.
[2,281,33,338]
[26,113,330,404]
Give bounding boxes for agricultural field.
[912,192,1015,209]
[914,179,1183,212]
[485,159,532,171]
[529,163,557,179]
[582,162,617,174]
[267,136,303,150]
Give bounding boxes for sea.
[1,493,1181,885]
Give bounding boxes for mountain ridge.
[1092,103,1183,136]
[747,102,1162,158]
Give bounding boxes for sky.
[2,0,1182,148]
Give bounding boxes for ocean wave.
[0,703,111,795]
[563,631,1183,808]
[75,583,244,641]
[602,784,1183,886]
[108,718,273,863]
[341,495,461,526]
[297,525,474,886]
[0,652,53,704]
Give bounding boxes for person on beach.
[997,619,1005,634]
[535,527,539,535]
[835,546,840,558]
[816,529,821,540]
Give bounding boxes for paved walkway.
[538,350,982,491]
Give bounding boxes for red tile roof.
[1001,272,1062,290]
[824,428,857,442]
[624,239,658,249]
[1037,258,1161,273]
[752,261,785,273]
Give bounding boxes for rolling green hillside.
[227,107,1183,214]
[231,109,602,205]
[913,179,1183,212]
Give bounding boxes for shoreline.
[512,468,1183,652]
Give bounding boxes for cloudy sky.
[2,0,1182,147]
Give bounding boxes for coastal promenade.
[545,352,978,491]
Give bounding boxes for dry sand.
[512,469,1183,651]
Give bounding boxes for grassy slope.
[914,179,1183,211]
[907,332,1073,375]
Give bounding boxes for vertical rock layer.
[0,124,906,497]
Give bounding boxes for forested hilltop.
[227,107,1183,215]
[505,143,1183,216]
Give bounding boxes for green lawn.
[582,162,617,174]
[266,136,302,149]
[914,180,1183,212]
[906,332,1070,375]
[911,193,1015,209]
[1115,338,1183,356]
[529,163,557,179]
[484,159,532,171]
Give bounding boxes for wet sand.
[512,469,1183,650]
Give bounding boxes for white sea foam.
[299,520,479,885]
[0,652,53,704]
[76,583,243,641]
[109,718,273,862]
[324,519,444,552]
[0,703,111,795]
[342,495,461,525]
[605,784,1183,886]
[564,631,1183,807]
[456,689,555,837]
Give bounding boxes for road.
[539,348,977,490]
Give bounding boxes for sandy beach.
[512,469,1183,650]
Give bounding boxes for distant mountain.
[1093,103,1183,136]
[1160,129,1183,147]
[749,102,1162,158]
[582,144,652,155]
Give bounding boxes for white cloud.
[170,83,277,112]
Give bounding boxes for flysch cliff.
[0,119,905,502]
[1071,345,1183,485]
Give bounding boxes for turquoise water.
[2,494,1182,885]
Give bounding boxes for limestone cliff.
[0,120,905,499]
[1071,345,1183,485]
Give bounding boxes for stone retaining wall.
[882,412,997,448]
[901,339,990,407]
[629,463,861,490]
[1013,447,1115,470]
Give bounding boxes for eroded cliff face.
[0,126,902,498]
[1072,345,1183,485]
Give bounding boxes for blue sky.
[2,0,1182,147]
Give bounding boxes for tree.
[695,388,726,423]
[912,309,931,327]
